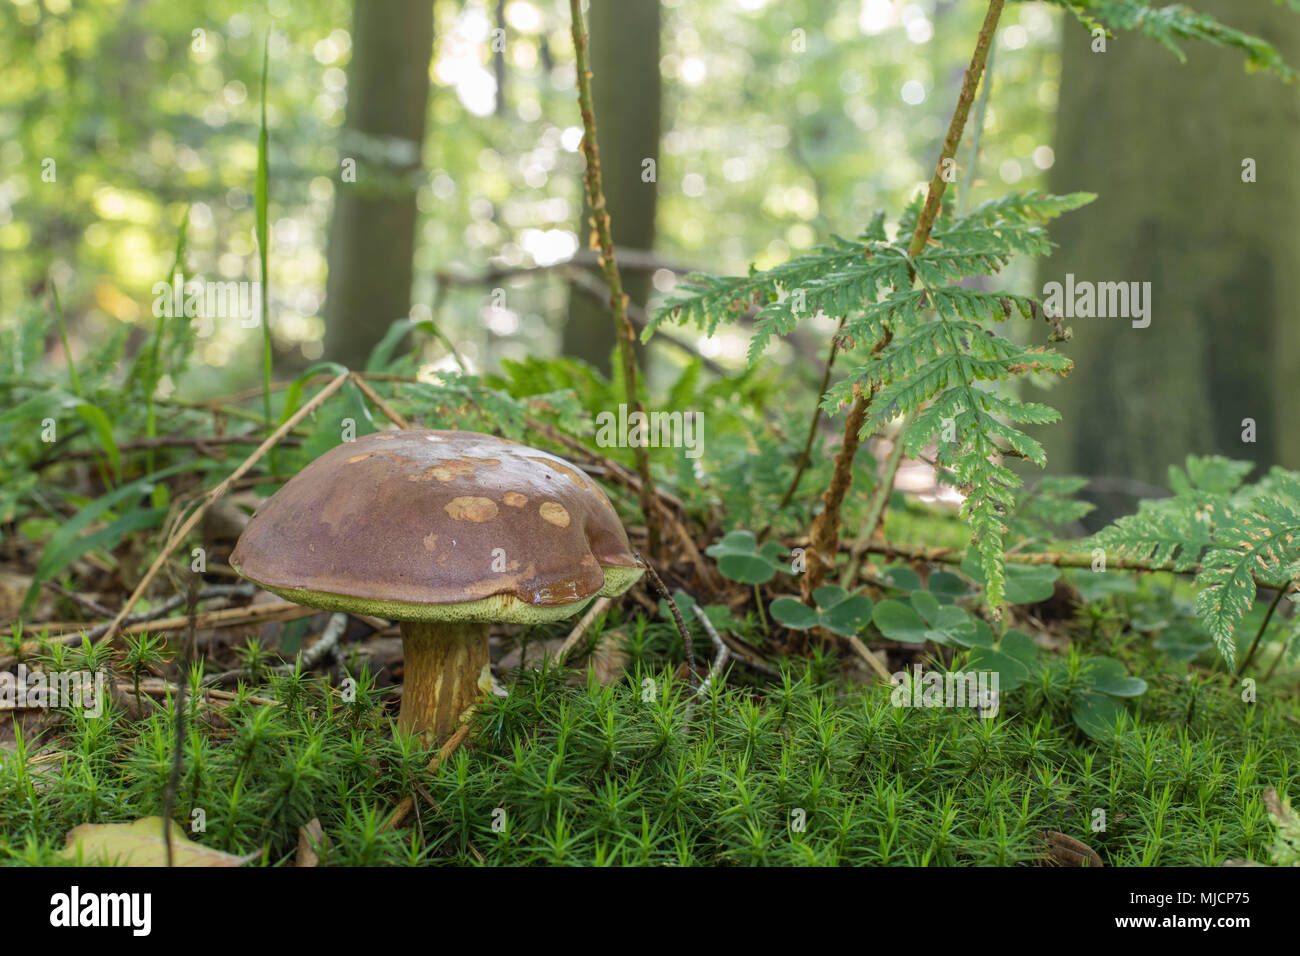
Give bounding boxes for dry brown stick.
[384,720,474,830]
[50,434,301,461]
[777,317,845,512]
[689,604,731,699]
[843,632,893,682]
[801,382,872,606]
[639,554,698,681]
[557,597,613,664]
[569,0,663,557]
[1,602,317,667]
[349,373,412,429]
[4,583,254,640]
[114,678,281,709]
[98,372,350,646]
[855,541,1195,574]
[40,582,115,618]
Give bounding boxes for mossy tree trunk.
[562,0,660,374]
[324,0,434,364]
[1040,0,1300,524]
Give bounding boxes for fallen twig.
[557,597,613,665]
[638,554,698,683]
[690,604,731,700]
[384,718,475,831]
[349,373,411,430]
[99,371,350,646]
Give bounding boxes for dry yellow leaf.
[60,817,259,867]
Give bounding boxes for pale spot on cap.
[503,491,528,507]
[539,502,570,527]
[445,496,499,522]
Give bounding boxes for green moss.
[2,612,1296,867]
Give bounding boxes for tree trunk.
[1041,0,1300,524]
[562,0,660,374]
[324,0,434,364]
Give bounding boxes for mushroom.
[229,429,643,741]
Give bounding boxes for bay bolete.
[229,429,643,741]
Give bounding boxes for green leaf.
[366,318,439,372]
[705,530,781,585]
[927,570,973,603]
[770,597,820,631]
[872,600,929,644]
[999,629,1040,670]
[20,464,192,615]
[966,647,1030,692]
[879,564,923,592]
[820,595,874,636]
[1067,568,1139,603]
[69,400,121,483]
[962,552,1060,604]
[1083,657,1148,698]
[772,590,873,636]
[1070,692,1128,741]
[812,585,849,608]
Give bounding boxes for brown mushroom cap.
[229,429,643,623]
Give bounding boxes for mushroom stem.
[397,620,491,743]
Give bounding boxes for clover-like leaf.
[1070,691,1129,740]
[962,552,1060,604]
[879,563,924,592]
[770,597,820,630]
[821,595,875,636]
[771,588,873,636]
[1067,568,1139,603]
[966,647,1031,691]
[705,529,783,584]
[906,591,979,646]
[999,629,1040,670]
[927,569,974,603]
[872,600,930,643]
[1082,657,1148,698]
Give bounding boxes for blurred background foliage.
[0,0,1061,392]
[2,0,1295,541]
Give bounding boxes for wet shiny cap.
[229,429,643,623]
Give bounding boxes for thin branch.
[350,372,412,429]
[569,0,663,555]
[638,553,697,680]
[1237,586,1289,678]
[777,318,844,511]
[689,604,731,700]
[557,596,613,664]
[384,718,474,831]
[98,372,350,645]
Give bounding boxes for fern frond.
[646,228,903,345]
[1037,1,1298,81]
[1195,513,1300,663]
[1094,456,1300,664]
